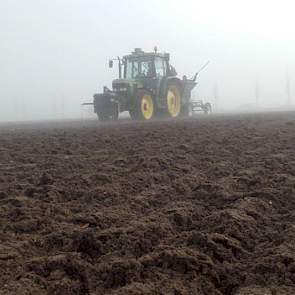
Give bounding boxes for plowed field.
[1,113,295,295]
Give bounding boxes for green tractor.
[90,48,209,121]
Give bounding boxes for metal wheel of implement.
[204,102,212,115]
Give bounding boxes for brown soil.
[1,113,295,295]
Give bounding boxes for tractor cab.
[122,48,176,80]
[110,48,181,115]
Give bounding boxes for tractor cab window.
[155,57,166,77]
[125,58,153,79]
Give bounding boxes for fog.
[0,0,295,122]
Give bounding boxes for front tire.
[130,90,155,120]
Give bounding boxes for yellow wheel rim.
[141,94,154,120]
[167,86,181,117]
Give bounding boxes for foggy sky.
[0,0,295,122]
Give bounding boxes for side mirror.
[109,60,113,68]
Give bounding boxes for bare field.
[1,113,295,294]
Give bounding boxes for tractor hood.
[112,79,143,91]
[112,79,130,91]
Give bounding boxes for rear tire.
[166,84,182,118]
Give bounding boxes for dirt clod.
[1,113,295,294]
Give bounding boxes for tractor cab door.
[137,59,156,89]
[125,57,157,92]
[154,57,168,107]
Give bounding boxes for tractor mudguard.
[160,77,182,100]
[160,77,196,106]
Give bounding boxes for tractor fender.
[165,77,183,92]
[160,77,184,105]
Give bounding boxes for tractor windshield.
[125,57,153,79]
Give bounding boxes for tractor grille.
[112,82,129,93]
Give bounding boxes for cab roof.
[124,48,170,61]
